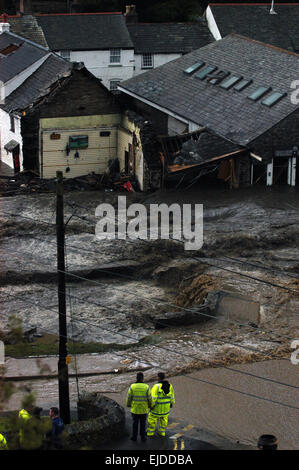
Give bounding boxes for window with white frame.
[109,79,121,91]
[142,53,153,68]
[59,50,71,61]
[110,48,121,64]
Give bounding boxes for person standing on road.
[47,407,65,449]
[147,372,175,438]
[126,372,151,442]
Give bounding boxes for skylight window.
[262,92,287,107]
[234,79,253,91]
[248,87,272,102]
[0,43,21,56]
[208,70,230,85]
[195,65,217,80]
[184,61,205,75]
[220,75,243,90]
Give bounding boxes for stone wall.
[63,392,126,450]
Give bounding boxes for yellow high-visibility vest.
[0,433,7,450]
[150,382,175,417]
[18,409,31,421]
[126,382,151,414]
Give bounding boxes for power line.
[1,242,296,344]
[1,208,298,322]
[3,289,299,411]
[2,259,297,392]
[65,202,299,293]
[1,205,299,292]
[1,209,298,390]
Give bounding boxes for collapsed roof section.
[119,34,299,147]
[159,128,245,176]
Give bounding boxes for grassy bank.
[4,333,161,358]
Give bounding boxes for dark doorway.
[273,157,288,185]
[12,145,20,173]
[124,150,129,174]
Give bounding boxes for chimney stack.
[0,13,10,34]
[124,4,138,24]
[18,0,32,15]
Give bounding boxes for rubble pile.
[175,273,220,308]
[0,169,139,196]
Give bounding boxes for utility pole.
[56,171,71,424]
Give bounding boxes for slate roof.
[8,15,49,48]
[1,54,72,113]
[210,4,299,52]
[119,34,299,146]
[127,20,214,54]
[0,31,48,83]
[36,13,134,51]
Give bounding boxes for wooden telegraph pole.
[56,171,71,424]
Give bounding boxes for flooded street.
[0,185,298,448]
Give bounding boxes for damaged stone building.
[119,33,299,188]
[0,24,161,190]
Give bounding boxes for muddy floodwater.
[1,185,298,359]
[1,184,299,448]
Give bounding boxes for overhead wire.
[1,242,296,344]
[2,289,299,412]
[1,203,299,408]
[1,249,298,391]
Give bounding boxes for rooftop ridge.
[229,32,299,58]
[0,30,49,52]
[210,2,299,5]
[35,12,123,17]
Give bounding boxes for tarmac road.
[105,360,299,450]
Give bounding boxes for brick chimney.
[18,0,32,15]
[124,4,138,24]
[0,13,10,34]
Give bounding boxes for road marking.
[170,432,184,440]
[182,424,195,432]
[173,438,185,450]
[168,422,180,429]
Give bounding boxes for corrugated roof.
[0,31,48,83]
[120,34,299,146]
[127,20,214,54]
[210,4,299,52]
[36,13,134,50]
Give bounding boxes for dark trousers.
[131,413,147,439]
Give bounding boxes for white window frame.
[59,50,71,61]
[110,48,121,64]
[142,53,153,69]
[109,79,121,91]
